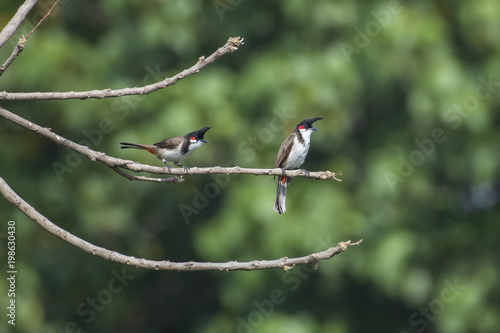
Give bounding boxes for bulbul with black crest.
[120,127,211,170]
[273,117,322,214]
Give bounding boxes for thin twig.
[0,176,361,271]
[0,37,244,100]
[0,105,343,182]
[26,0,60,39]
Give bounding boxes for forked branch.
[0,0,38,48]
[0,176,361,271]
[0,37,244,100]
[0,0,60,76]
[0,105,342,182]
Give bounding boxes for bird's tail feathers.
[273,176,290,214]
[119,142,157,155]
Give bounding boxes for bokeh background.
[1,1,499,332]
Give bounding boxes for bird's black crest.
[296,117,323,129]
[187,126,212,138]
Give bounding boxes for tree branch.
[0,105,342,182]
[0,0,38,48]
[0,35,26,76]
[0,37,244,100]
[0,0,60,77]
[111,167,182,184]
[0,175,361,271]
[0,6,353,274]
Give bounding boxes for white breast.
[156,140,205,162]
[156,145,183,162]
[283,131,312,169]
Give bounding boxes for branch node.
[18,35,26,50]
[228,36,244,52]
[338,241,351,251]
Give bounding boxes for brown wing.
[154,136,183,150]
[274,133,295,168]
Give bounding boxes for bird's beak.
[312,127,319,131]
[201,139,209,143]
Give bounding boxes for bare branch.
[121,165,341,181]
[111,167,182,184]
[0,37,245,100]
[0,1,60,77]
[0,105,342,182]
[0,0,38,48]
[0,175,361,271]
[0,35,26,76]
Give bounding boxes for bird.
[273,117,323,214]
[120,127,211,170]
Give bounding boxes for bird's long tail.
[119,142,157,155]
[273,176,291,214]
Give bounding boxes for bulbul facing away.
[120,127,211,169]
[273,117,323,214]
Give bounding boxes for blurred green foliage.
[1,0,499,332]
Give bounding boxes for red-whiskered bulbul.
[120,127,211,170]
[273,117,323,214]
